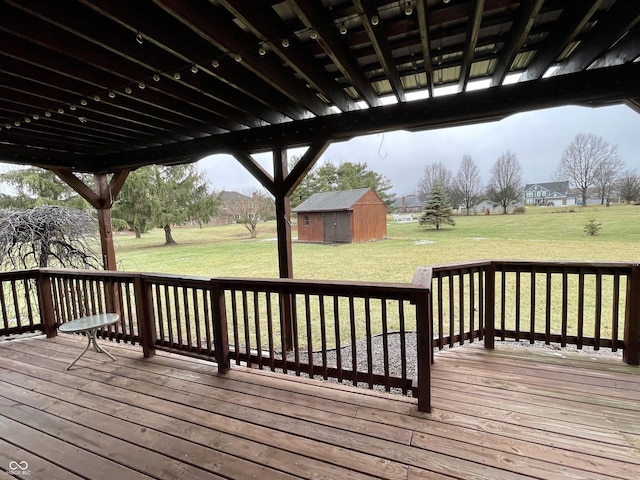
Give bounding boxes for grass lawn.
[114,203,640,283]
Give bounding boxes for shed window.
[303,215,310,226]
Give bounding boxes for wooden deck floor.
[1,335,639,480]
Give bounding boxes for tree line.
[416,133,640,214]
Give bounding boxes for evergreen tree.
[418,182,456,230]
[291,161,395,209]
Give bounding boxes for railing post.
[134,275,156,358]
[413,266,433,413]
[484,263,496,349]
[623,265,640,365]
[36,271,57,338]
[211,280,230,373]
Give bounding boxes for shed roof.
[293,188,374,213]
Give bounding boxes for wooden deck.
[1,335,639,480]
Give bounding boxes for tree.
[152,165,219,244]
[452,155,483,215]
[112,167,157,238]
[416,161,454,203]
[225,190,275,238]
[617,170,640,203]
[418,182,456,230]
[556,133,619,207]
[0,205,100,270]
[113,164,220,244]
[595,153,624,204]
[0,167,89,210]
[291,161,395,209]
[486,151,524,214]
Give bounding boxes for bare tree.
[556,133,619,207]
[0,205,100,270]
[617,170,640,203]
[595,153,624,204]
[226,190,275,238]
[486,151,524,214]
[416,161,453,202]
[453,155,483,215]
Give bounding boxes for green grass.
[114,204,640,282]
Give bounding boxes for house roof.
[393,194,422,209]
[524,181,570,195]
[0,1,639,174]
[293,188,373,213]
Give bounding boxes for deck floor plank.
[1,335,639,480]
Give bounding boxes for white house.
[524,181,574,206]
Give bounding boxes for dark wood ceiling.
[1,0,640,173]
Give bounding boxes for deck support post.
[484,263,496,349]
[273,148,295,350]
[413,266,433,413]
[134,275,156,358]
[624,265,640,365]
[211,280,230,373]
[37,271,57,338]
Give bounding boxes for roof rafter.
[523,0,604,81]
[354,0,406,102]
[286,0,382,107]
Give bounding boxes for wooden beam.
[231,152,276,196]
[523,0,604,81]
[554,2,640,76]
[458,0,485,92]
[415,0,434,98]
[280,139,331,196]
[491,0,544,87]
[9,62,640,172]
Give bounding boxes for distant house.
[293,188,387,244]
[393,194,422,213]
[211,191,250,224]
[524,181,574,206]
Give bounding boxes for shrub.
[584,218,601,236]
[512,206,526,214]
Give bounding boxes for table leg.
[65,328,116,370]
[89,330,117,361]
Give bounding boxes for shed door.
[323,211,351,243]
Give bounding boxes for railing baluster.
[381,298,390,392]
[469,270,475,343]
[448,271,455,348]
[319,293,328,380]
[241,290,250,366]
[365,295,373,389]
[349,295,357,386]
[577,270,584,349]
[515,270,521,342]
[437,275,444,349]
[612,273,620,352]
[230,290,240,365]
[545,269,552,345]
[334,295,342,383]
[500,271,506,341]
[265,290,275,371]
[254,290,263,370]
[529,270,536,344]
[595,271,602,350]
[459,271,465,345]
[305,292,313,378]
[561,268,568,347]
[398,298,407,395]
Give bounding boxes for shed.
[294,188,387,244]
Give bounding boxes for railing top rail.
[431,260,637,274]
[214,276,428,298]
[0,269,39,280]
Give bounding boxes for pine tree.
[418,182,456,230]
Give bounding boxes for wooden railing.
[2,261,639,413]
[430,260,640,365]
[0,269,432,411]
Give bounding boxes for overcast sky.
[199,103,640,197]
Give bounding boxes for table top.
[58,313,119,333]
